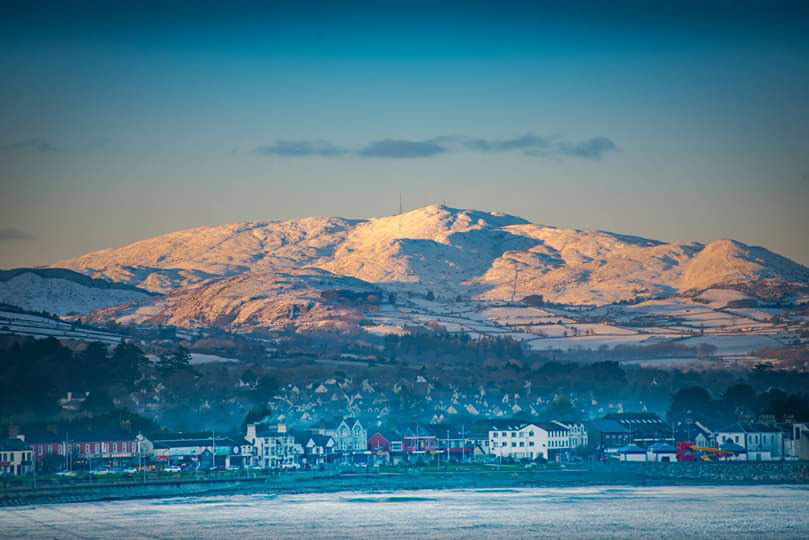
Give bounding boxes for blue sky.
[2,1,808,267]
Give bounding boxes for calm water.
[2,485,809,539]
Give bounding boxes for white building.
[245,423,297,469]
[715,423,783,461]
[618,443,647,462]
[488,421,547,460]
[538,422,572,455]
[647,442,677,462]
[552,420,588,448]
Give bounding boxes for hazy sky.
[2,1,809,268]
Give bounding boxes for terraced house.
[1,438,33,476]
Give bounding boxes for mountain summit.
[51,205,808,309]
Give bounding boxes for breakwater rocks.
[594,461,809,483]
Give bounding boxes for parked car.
[163,466,182,473]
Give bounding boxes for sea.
[2,485,809,539]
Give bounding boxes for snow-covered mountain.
[0,268,157,316]
[52,204,809,309]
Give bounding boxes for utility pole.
[461,425,466,464]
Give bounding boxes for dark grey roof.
[153,437,239,449]
[24,430,135,444]
[0,438,29,451]
[537,422,569,432]
[587,419,630,433]
[718,423,781,434]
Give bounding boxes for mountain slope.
[49,205,809,311]
[0,268,157,315]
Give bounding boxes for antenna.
[399,192,402,215]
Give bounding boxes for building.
[587,419,631,458]
[537,422,571,458]
[602,413,674,446]
[0,438,33,476]
[617,443,647,462]
[245,423,297,469]
[487,420,547,461]
[150,433,246,470]
[790,423,809,460]
[295,433,335,466]
[310,418,368,454]
[552,420,588,449]
[23,430,144,470]
[434,426,476,462]
[647,442,677,462]
[401,424,438,457]
[715,423,783,461]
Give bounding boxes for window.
[529,431,534,436]
[511,442,516,447]
[493,432,498,438]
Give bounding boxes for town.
[3,411,808,484]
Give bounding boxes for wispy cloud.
[359,139,446,158]
[252,133,619,160]
[253,140,348,157]
[1,138,59,153]
[461,134,552,153]
[0,227,34,241]
[557,137,619,160]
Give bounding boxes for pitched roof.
[587,419,630,433]
[603,412,666,424]
[648,442,676,453]
[717,423,781,434]
[536,422,569,433]
[618,443,646,454]
[24,430,135,444]
[0,438,29,451]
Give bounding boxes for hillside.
[0,268,157,316]
[51,205,809,307]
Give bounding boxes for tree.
[157,346,193,377]
[82,390,114,416]
[253,375,279,405]
[669,386,712,423]
[110,342,149,390]
[240,369,258,386]
[722,383,756,416]
[79,341,111,389]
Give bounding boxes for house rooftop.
[0,438,29,451]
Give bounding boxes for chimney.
[246,424,256,440]
[277,423,286,434]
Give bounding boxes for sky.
[1,1,809,268]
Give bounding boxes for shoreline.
[2,462,808,507]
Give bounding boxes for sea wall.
[2,462,807,507]
[594,461,809,483]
